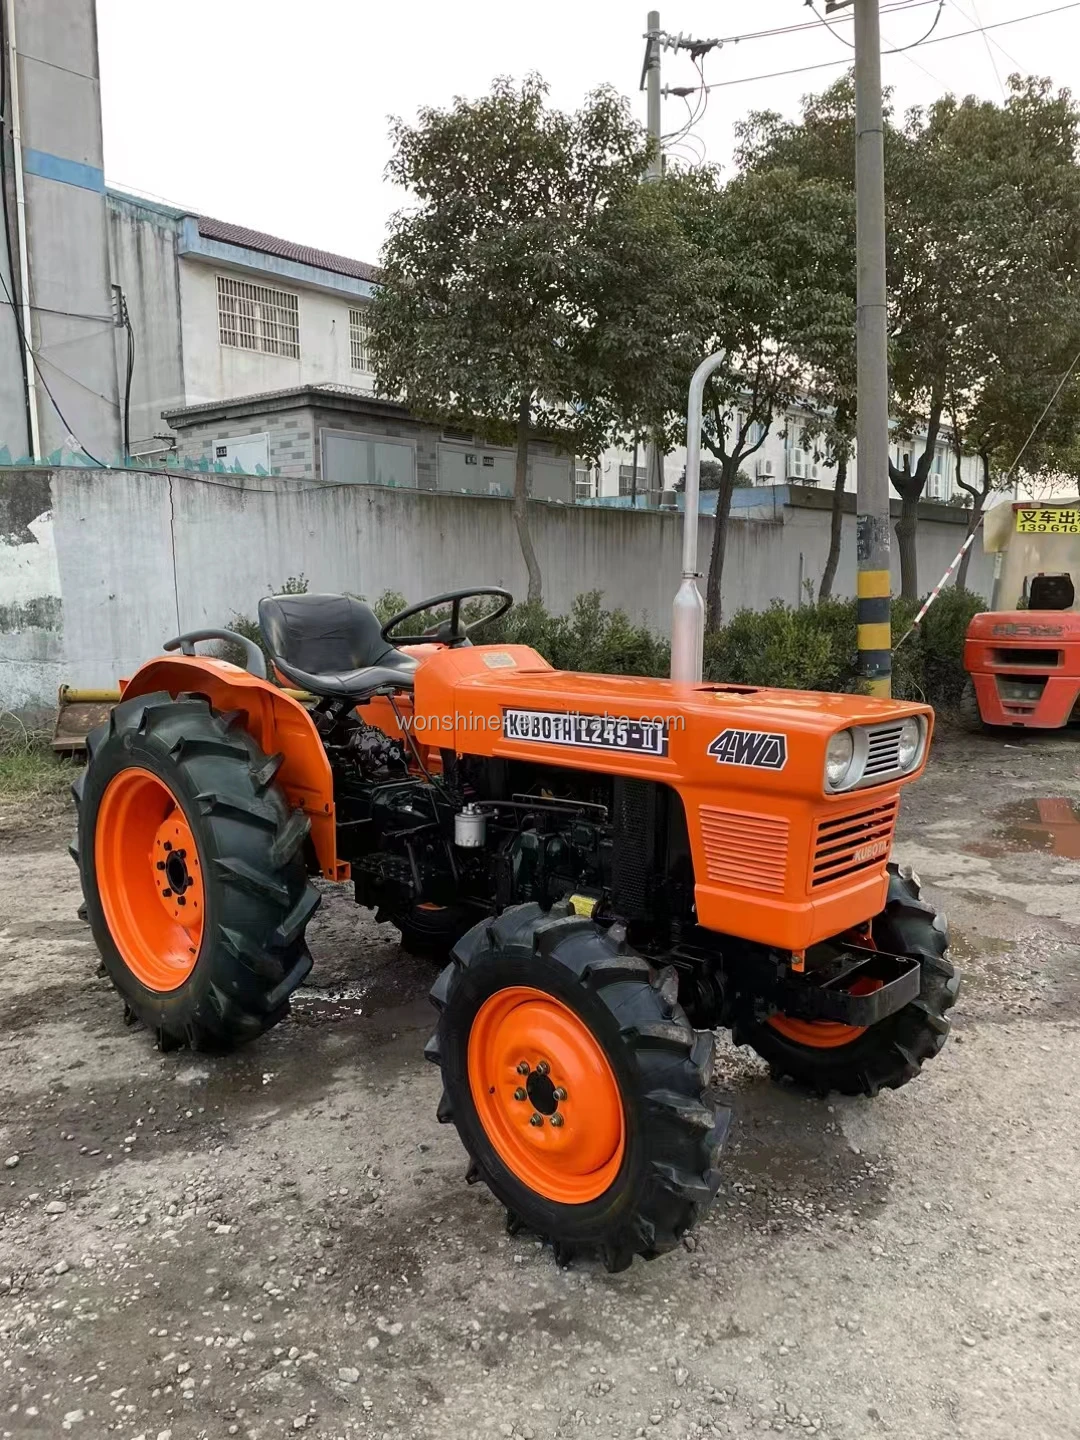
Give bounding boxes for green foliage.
[643,163,855,625]
[474,592,670,677]
[701,589,984,710]
[704,598,853,693]
[223,579,983,715]
[737,75,1080,598]
[370,76,656,460]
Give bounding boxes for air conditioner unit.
[757,457,777,480]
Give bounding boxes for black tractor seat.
[257,592,419,701]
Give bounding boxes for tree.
[737,99,859,604]
[369,77,656,603]
[736,74,1080,600]
[675,459,724,491]
[651,166,853,627]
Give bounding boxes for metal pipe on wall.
[4,0,41,460]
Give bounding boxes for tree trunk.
[819,452,848,601]
[513,391,542,604]
[895,486,920,601]
[704,458,740,630]
[888,400,943,602]
[956,452,991,592]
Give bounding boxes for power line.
[0,265,107,465]
[950,0,1025,69]
[711,0,940,49]
[692,4,1080,93]
[949,0,1010,99]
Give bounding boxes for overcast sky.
[96,0,1080,265]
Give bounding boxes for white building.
[106,191,379,463]
[578,410,984,506]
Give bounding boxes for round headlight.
[898,717,922,769]
[826,728,855,788]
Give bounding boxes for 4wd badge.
[707,728,787,771]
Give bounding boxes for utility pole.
[645,10,662,180]
[847,0,892,696]
[638,15,720,510]
[643,11,663,502]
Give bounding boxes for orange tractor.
[71,366,956,1268]
[70,584,956,1269]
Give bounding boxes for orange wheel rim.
[94,767,205,993]
[767,977,883,1049]
[467,987,625,1204]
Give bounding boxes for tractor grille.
[699,806,789,893]
[862,723,905,781]
[811,798,899,888]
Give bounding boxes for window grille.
[217,275,299,358]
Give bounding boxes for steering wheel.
[380,587,514,648]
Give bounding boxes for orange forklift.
[962,499,1080,730]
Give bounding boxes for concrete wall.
[0,470,62,714]
[0,467,994,710]
[178,258,375,408]
[12,0,123,462]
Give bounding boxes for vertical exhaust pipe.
[671,351,726,683]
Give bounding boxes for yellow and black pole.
[850,0,892,697]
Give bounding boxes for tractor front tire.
[72,691,319,1052]
[732,864,959,1098]
[426,904,729,1271]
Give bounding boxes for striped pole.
[893,520,983,651]
[857,565,893,691]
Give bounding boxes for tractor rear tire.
[959,680,986,733]
[426,903,729,1271]
[732,864,959,1098]
[72,691,319,1052]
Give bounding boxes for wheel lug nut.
[529,1113,543,1127]
[550,1114,564,1128]
[162,889,172,898]
[513,1088,527,1101]
[156,862,166,871]
[516,1062,530,1075]
[535,1061,549,1076]
[553,1087,567,1101]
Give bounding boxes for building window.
[349,307,371,372]
[786,424,819,483]
[926,447,948,501]
[574,463,597,501]
[217,275,300,358]
[618,463,647,497]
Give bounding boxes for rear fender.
[121,656,346,880]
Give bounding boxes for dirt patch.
[1,734,1079,1440]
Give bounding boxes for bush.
[221,581,985,715]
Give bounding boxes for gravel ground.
[1,730,1078,1440]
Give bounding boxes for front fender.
[121,656,345,881]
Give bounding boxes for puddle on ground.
[985,797,1080,859]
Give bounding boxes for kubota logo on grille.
[853,839,889,864]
